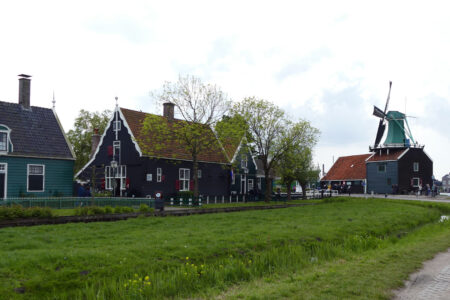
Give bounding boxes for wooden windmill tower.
[370,82,419,151]
[366,82,432,195]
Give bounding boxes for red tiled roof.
[366,149,407,162]
[321,154,371,181]
[120,107,230,164]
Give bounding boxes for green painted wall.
[0,156,74,198]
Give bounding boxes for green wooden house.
[0,75,75,199]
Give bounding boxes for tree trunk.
[264,169,272,202]
[301,183,307,199]
[286,180,292,201]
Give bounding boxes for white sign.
[146,174,152,181]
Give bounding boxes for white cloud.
[0,0,449,178]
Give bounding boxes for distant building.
[320,154,371,194]
[442,174,450,192]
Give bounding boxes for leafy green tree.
[140,75,231,198]
[278,146,319,200]
[231,97,320,202]
[67,109,111,173]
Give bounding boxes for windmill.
[371,82,417,151]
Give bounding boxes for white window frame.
[0,163,7,199]
[241,154,248,168]
[157,168,162,182]
[113,121,121,131]
[198,169,202,179]
[413,162,419,172]
[0,131,8,152]
[248,179,254,191]
[105,166,113,190]
[113,141,121,157]
[27,164,45,192]
[179,168,190,191]
[119,165,127,190]
[412,177,420,187]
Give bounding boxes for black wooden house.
[76,103,231,198]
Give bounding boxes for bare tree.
[140,75,231,198]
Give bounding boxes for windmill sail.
[373,106,386,118]
[373,82,392,149]
[374,121,386,147]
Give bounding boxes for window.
[248,179,254,191]
[412,177,420,187]
[27,164,44,192]
[179,168,190,191]
[232,172,235,185]
[113,141,120,157]
[378,164,386,173]
[413,162,419,172]
[119,165,126,190]
[105,165,126,190]
[157,168,162,182]
[241,154,248,168]
[198,169,202,179]
[113,121,121,131]
[0,132,7,152]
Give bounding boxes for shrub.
[139,204,150,213]
[104,206,113,214]
[0,205,53,220]
[90,206,105,215]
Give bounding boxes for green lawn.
[0,197,449,299]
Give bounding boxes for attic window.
[113,121,121,131]
[0,132,7,152]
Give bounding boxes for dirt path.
[393,248,450,299]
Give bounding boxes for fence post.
[215,196,217,204]
[222,195,224,203]
[180,198,182,206]
[229,195,232,203]
[243,195,245,202]
[170,198,174,206]
[206,196,209,204]
[189,198,192,206]
[199,197,202,207]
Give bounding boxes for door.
[240,175,246,194]
[0,163,6,199]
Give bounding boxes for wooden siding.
[398,148,433,193]
[230,145,257,194]
[0,156,74,197]
[366,161,398,194]
[79,113,231,197]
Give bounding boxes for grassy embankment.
[0,197,449,299]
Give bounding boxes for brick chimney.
[163,102,174,120]
[90,128,101,158]
[18,74,32,109]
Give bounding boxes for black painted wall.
[398,148,433,194]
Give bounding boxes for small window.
[412,177,420,187]
[179,168,190,191]
[113,121,121,131]
[113,141,120,157]
[28,164,45,192]
[241,154,248,168]
[413,162,419,172]
[378,164,386,173]
[0,132,7,152]
[105,166,113,190]
[198,169,202,179]
[157,168,162,182]
[248,179,254,191]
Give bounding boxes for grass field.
[0,197,449,299]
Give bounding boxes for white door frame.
[240,174,246,194]
[0,163,7,199]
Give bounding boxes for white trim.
[396,148,410,160]
[230,137,244,163]
[0,162,7,199]
[27,164,45,192]
[179,168,190,191]
[240,174,246,194]
[0,124,13,154]
[75,111,115,178]
[118,108,143,156]
[213,129,234,162]
[366,159,398,163]
[52,110,76,159]
[248,178,254,191]
[412,177,420,187]
[365,153,375,162]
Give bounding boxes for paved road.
[347,193,450,203]
[393,249,450,300]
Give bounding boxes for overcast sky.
[1,1,449,178]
